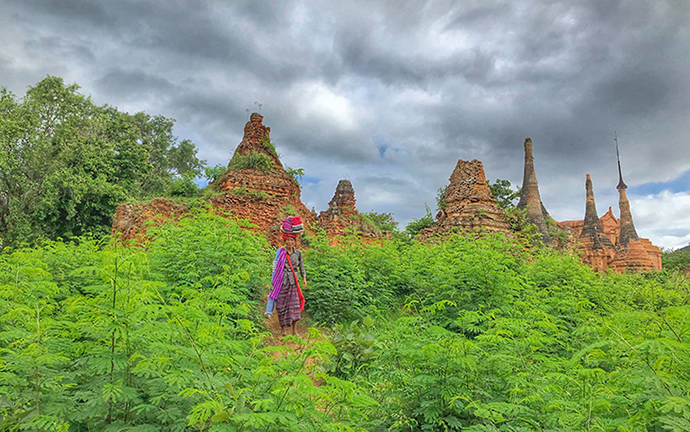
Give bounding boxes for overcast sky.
[2,0,689,249]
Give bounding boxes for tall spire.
[516,138,552,244]
[615,131,627,190]
[614,134,639,248]
[580,174,614,250]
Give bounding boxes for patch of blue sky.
[629,169,690,196]
[301,175,321,185]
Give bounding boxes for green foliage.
[229,151,274,174]
[362,212,398,233]
[488,179,520,209]
[0,76,205,247]
[0,213,378,431]
[304,235,405,324]
[259,136,278,159]
[436,186,448,211]
[405,205,435,239]
[167,172,199,198]
[285,166,305,187]
[229,186,269,201]
[663,246,690,273]
[204,164,227,183]
[3,199,690,432]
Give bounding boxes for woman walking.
[265,216,306,336]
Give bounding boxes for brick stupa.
[577,174,615,271]
[212,113,316,246]
[418,159,510,238]
[112,113,316,247]
[609,164,656,273]
[318,179,384,238]
[516,138,553,244]
[558,154,662,273]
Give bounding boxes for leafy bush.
[167,172,199,197]
[405,204,435,238]
[488,178,520,209]
[304,236,400,324]
[285,166,305,187]
[229,150,274,173]
[0,213,378,431]
[436,185,448,211]
[204,164,226,183]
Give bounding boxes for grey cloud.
[2,0,690,246]
[96,69,175,98]
[17,0,109,25]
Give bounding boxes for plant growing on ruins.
[436,186,448,211]
[229,150,274,173]
[285,166,305,187]
[204,164,226,183]
[405,205,434,239]
[260,135,279,158]
[488,179,520,209]
[230,185,269,201]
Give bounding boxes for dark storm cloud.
[18,0,110,25]
[96,69,175,98]
[2,0,690,246]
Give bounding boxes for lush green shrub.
[229,150,274,173]
[405,205,435,238]
[204,164,227,183]
[0,214,377,432]
[167,172,199,197]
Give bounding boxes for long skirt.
[276,282,301,327]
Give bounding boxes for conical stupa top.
[516,138,551,244]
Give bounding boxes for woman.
[266,217,306,335]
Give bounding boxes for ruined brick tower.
[578,174,616,271]
[609,150,656,272]
[418,159,510,238]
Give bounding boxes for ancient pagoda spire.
[580,174,614,250]
[614,135,639,248]
[516,138,552,244]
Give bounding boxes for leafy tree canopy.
[0,76,205,247]
[488,178,520,209]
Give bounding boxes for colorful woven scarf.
[269,248,287,300]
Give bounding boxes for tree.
[488,178,520,209]
[0,76,205,247]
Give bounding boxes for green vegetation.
[259,136,279,159]
[204,164,227,183]
[0,76,205,248]
[230,185,269,201]
[229,151,274,174]
[664,246,690,272]
[488,178,520,209]
[436,186,448,211]
[285,166,305,187]
[2,209,690,431]
[405,204,435,238]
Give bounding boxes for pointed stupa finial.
[615,132,627,190]
[581,174,614,250]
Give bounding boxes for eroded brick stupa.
[418,159,510,238]
[112,113,316,246]
[562,174,616,271]
[517,138,553,244]
[317,179,388,238]
[558,164,661,273]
